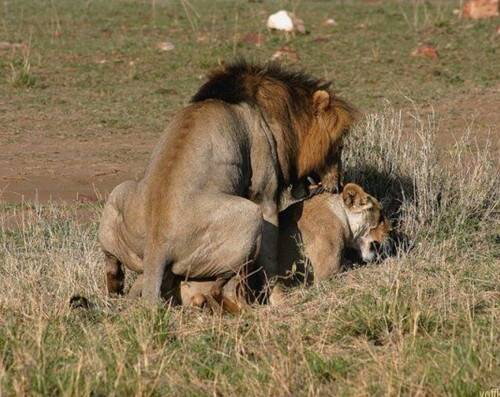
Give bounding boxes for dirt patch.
[1,86,498,204]
[0,99,156,203]
[0,135,151,202]
[423,84,499,157]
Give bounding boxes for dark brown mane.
[191,60,356,184]
[191,60,331,106]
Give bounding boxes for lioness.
[278,183,391,284]
[99,61,356,304]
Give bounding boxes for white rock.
[157,41,175,51]
[323,18,337,26]
[267,10,304,33]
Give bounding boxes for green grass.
[1,1,499,396]
[1,0,498,140]
[1,108,498,396]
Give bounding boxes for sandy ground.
[1,86,498,204]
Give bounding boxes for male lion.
[99,61,356,304]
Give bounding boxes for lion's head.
[299,89,356,192]
[341,183,391,262]
[191,61,357,193]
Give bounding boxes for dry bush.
[345,107,498,257]
[0,108,498,396]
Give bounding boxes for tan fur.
[99,62,357,305]
[99,182,388,309]
[126,274,246,313]
[175,184,390,304]
[278,183,390,284]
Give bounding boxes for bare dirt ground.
[1,86,498,204]
[0,111,153,203]
[427,85,499,155]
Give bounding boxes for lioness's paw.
[269,284,287,306]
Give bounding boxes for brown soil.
[1,87,498,204]
[0,100,155,203]
[423,85,499,157]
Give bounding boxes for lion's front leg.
[253,201,279,301]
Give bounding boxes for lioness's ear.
[313,90,331,113]
[342,183,372,210]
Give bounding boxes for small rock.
[77,194,99,203]
[0,41,26,50]
[411,45,439,60]
[271,46,300,63]
[267,10,305,33]
[323,18,337,26]
[293,16,306,34]
[462,0,499,19]
[240,32,266,46]
[313,35,331,43]
[267,10,293,32]
[157,41,175,51]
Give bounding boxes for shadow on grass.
[344,164,415,256]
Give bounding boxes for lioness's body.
[99,61,356,303]
[278,184,390,283]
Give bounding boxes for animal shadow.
[344,164,415,258]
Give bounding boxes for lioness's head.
[297,90,357,193]
[341,183,390,262]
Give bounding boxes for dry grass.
[1,108,498,396]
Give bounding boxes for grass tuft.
[1,108,498,395]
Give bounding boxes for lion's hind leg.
[105,252,125,295]
[127,274,143,299]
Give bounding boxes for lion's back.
[143,101,269,220]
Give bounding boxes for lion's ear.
[313,90,331,113]
[342,183,372,210]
